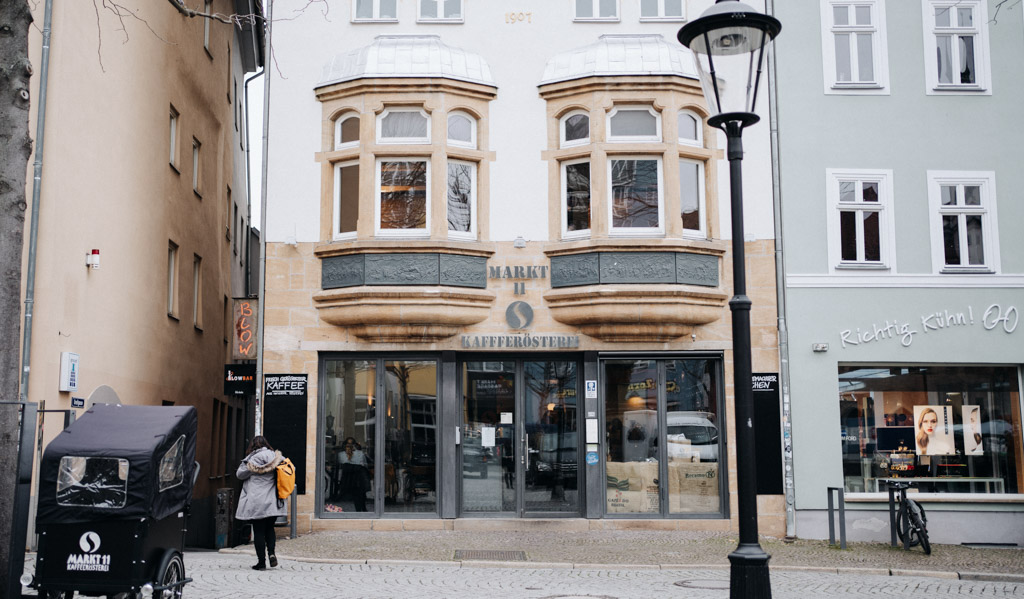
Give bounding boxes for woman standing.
[236,436,287,570]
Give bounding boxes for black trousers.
[251,516,277,562]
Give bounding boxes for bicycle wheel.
[908,501,931,555]
[895,505,920,547]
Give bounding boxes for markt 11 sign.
[232,299,258,360]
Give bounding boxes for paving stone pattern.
[187,552,1024,599]
[270,529,1024,575]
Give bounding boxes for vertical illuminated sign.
[231,299,258,360]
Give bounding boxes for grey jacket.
[235,448,288,521]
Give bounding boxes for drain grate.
[455,549,527,561]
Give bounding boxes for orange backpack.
[276,457,296,500]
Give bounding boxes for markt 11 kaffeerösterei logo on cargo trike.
[839,303,1018,349]
[66,531,111,572]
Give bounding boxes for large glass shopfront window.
[321,358,438,516]
[839,365,1022,494]
[604,358,723,517]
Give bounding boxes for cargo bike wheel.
[155,551,186,599]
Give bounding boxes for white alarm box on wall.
[59,352,80,392]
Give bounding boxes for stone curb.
[215,548,1019,580]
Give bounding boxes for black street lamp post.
[677,2,780,598]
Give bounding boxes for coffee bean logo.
[505,301,534,330]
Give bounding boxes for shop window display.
[839,365,1022,494]
[604,358,722,517]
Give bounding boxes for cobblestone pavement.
[188,552,1024,598]
[266,529,1024,575]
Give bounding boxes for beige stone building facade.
[22,0,262,546]
[262,1,781,534]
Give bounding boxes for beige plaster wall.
[23,1,248,505]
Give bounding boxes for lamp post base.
[728,542,772,599]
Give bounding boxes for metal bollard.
[290,492,297,539]
[826,486,847,549]
[887,484,899,548]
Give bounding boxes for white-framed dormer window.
[447,111,476,149]
[377,108,430,144]
[333,160,360,240]
[353,0,398,22]
[820,0,890,94]
[447,160,477,240]
[927,171,998,273]
[561,159,592,240]
[608,157,664,236]
[607,106,661,143]
[419,0,463,22]
[575,0,619,21]
[677,109,703,147]
[825,169,895,271]
[679,159,706,238]
[376,158,430,237]
[922,0,991,94]
[334,113,360,150]
[640,0,685,21]
[560,111,590,148]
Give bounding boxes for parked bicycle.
[887,480,931,555]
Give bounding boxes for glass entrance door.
[523,360,579,514]
[460,358,581,516]
[461,361,516,513]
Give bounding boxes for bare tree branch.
[991,0,1022,23]
[165,0,261,27]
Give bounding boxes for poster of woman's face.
[963,406,984,456]
[914,405,955,456]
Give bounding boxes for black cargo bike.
[24,404,200,599]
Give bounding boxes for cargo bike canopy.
[38,404,198,524]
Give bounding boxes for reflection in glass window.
[335,162,359,237]
[561,112,590,147]
[323,360,376,515]
[447,160,476,236]
[563,160,591,236]
[384,360,438,514]
[680,159,704,235]
[523,361,579,513]
[57,456,129,508]
[604,360,659,514]
[666,359,720,514]
[838,365,1021,494]
[378,160,428,231]
[610,159,661,231]
[462,361,516,513]
[159,436,185,492]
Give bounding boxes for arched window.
[677,110,702,147]
[447,111,476,148]
[560,111,590,148]
[607,106,661,142]
[334,113,360,150]
[377,108,430,144]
